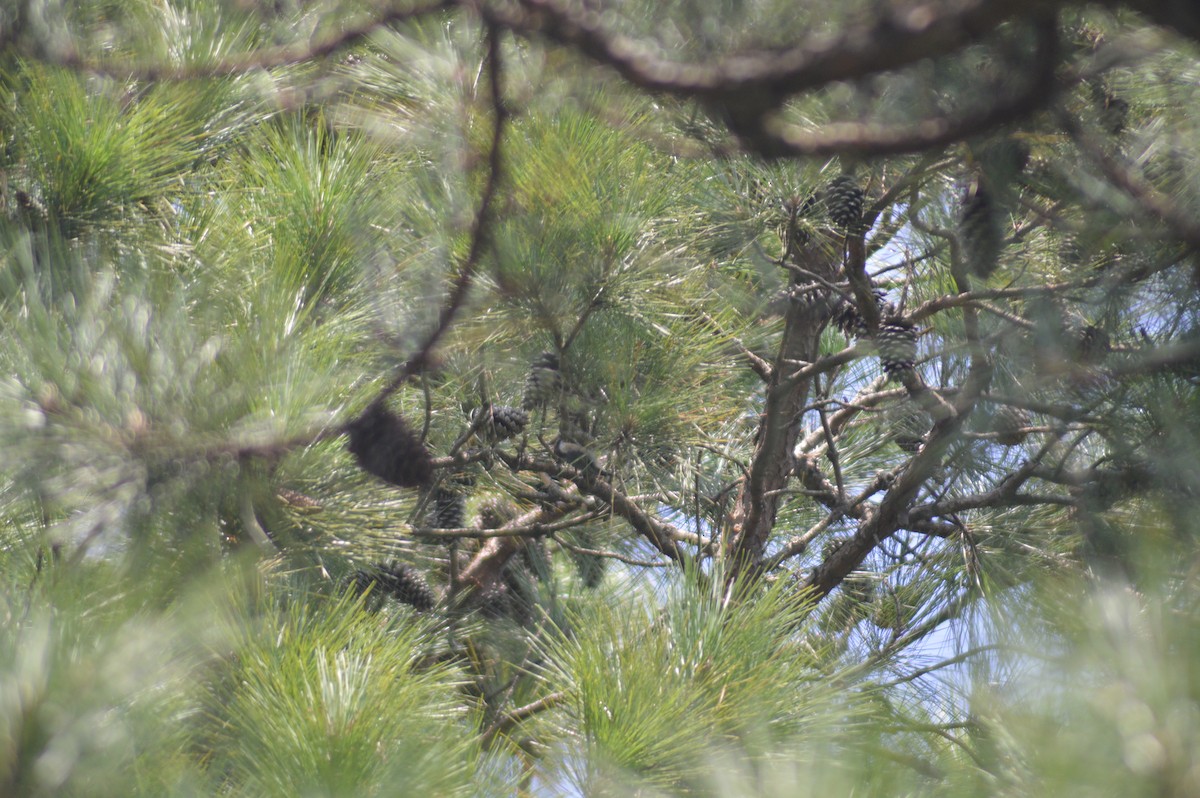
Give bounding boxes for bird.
[552,438,610,482]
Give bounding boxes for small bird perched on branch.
[552,437,610,482]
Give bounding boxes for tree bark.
[726,236,840,581]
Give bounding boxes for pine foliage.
[2,2,1200,795]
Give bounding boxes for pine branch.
[757,19,1059,159]
[803,360,994,600]
[727,234,833,577]
[498,0,1050,102]
[412,512,599,540]
[778,344,863,391]
[551,534,673,568]
[457,504,565,599]
[766,466,902,571]
[20,0,457,77]
[480,691,567,748]
[498,452,692,565]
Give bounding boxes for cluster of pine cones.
[775,176,922,382]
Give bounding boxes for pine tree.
[2,2,1200,795]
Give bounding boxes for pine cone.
[959,182,1003,279]
[831,300,867,339]
[345,403,433,488]
[823,175,865,231]
[992,404,1031,446]
[376,562,436,610]
[475,403,528,442]
[1068,319,1110,364]
[785,284,837,318]
[522,352,562,410]
[351,568,378,600]
[352,562,436,611]
[876,318,918,381]
[831,288,888,339]
[431,488,466,530]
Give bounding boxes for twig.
[551,534,673,568]
[877,645,1004,688]
[765,467,901,570]
[500,452,691,564]
[481,691,567,747]
[700,311,772,381]
[413,511,601,540]
[815,374,845,501]
[795,378,895,453]
[778,344,863,390]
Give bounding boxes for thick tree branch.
[501,0,1052,102]
[497,0,1061,158]
[758,27,1059,159]
[457,504,565,597]
[727,233,837,580]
